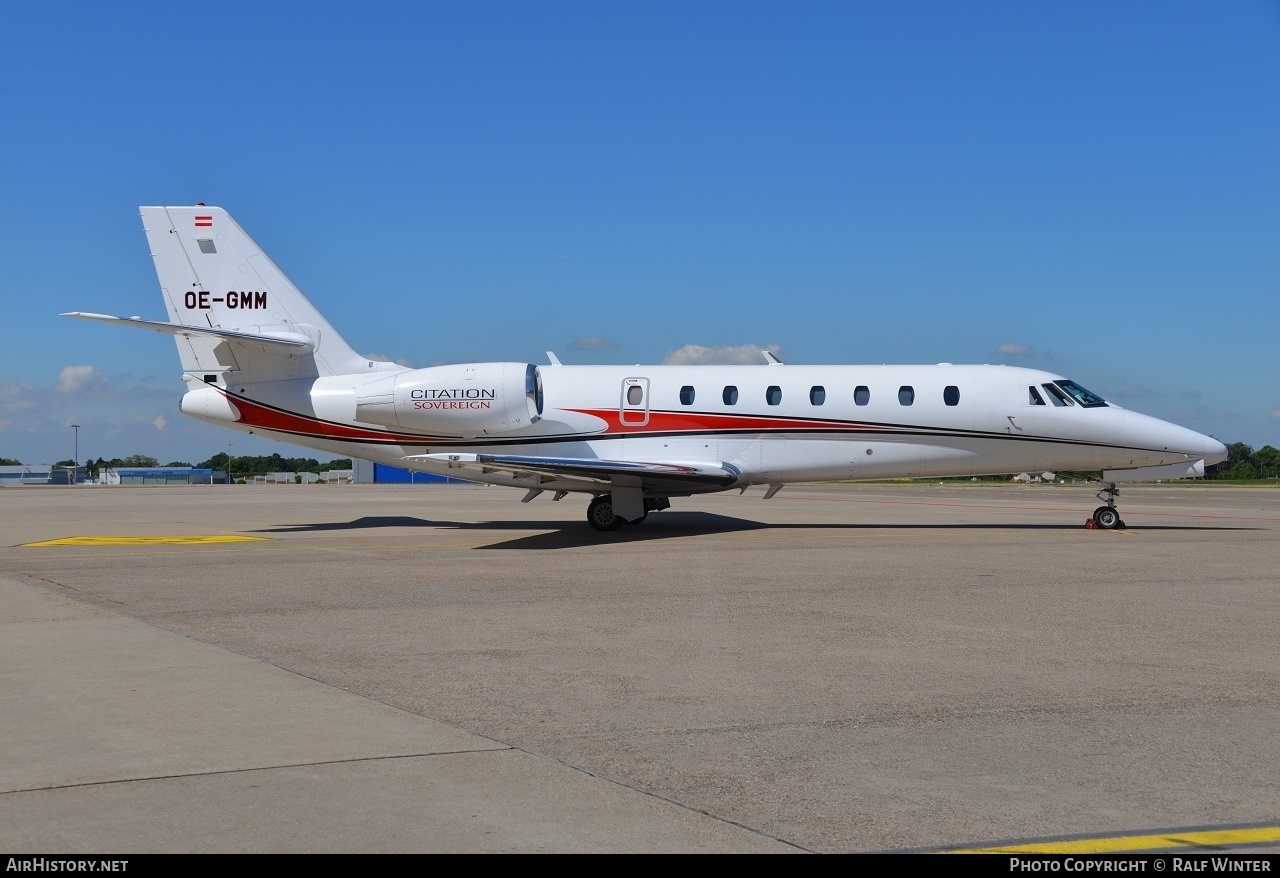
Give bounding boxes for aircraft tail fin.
[138,206,368,380]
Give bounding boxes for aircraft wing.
[409,452,741,492]
[61,312,315,353]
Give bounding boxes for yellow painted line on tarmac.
[947,824,1280,854]
[23,535,272,547]
[15,525,1134,551]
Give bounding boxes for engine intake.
[354,362,542,437]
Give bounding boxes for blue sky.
[2,1,1278,465]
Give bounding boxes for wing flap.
[409,452,741,490]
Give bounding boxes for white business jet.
[64,206,1228,531]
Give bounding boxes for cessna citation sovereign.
[65,206,1228,531]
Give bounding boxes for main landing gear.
[585,495,669,531]
[587,496,627,531]
[1087,482,1125,530]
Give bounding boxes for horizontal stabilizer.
[408,452,741,490]
[61,312,315,353]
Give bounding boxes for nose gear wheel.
[1088,482,1125,529]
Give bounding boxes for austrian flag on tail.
[195,215,213,227]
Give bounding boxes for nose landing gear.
[1087,482,1125,530]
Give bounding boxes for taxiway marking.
[947,824,1280,853]
[23,535,272,547]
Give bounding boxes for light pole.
[71,424,80,484]
[226,442,233,486]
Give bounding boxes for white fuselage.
[71,204,1228,529]
[187,362,1225,493]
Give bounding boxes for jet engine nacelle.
[354,362,543,437]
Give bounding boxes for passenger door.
[620,377,650,427]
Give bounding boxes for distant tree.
[1254,446,1280,479]
[164,461,193,468]
[120,454,160,467]
[210,453,327,476]
[318,458,352,471]
[1208,442,1255,479]
[0,457,23,465]
[54,459,77,467]
[1226,459,1259,480]
[200,453,239,484]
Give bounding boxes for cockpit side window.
[1056,379,1109,408]
[1042,383,1074,406]
[1029,386,1046,406]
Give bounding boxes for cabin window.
[810,385,826,405]
[679,385,695,406]
[1029,386,1046,406]
[1056,379,1109,408]
[898,386,915,406]
[627,385,644,405]
[723,385,738,405]
[943,385,959,406]
[1042,383,1074,406]
[854,386,870,406]
[766,385,782,406]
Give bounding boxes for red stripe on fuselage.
[219,391,971,448]
[220,389,450,444]
[562,407,898,435]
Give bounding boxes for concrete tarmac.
[1,482,1277,853]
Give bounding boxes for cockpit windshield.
[1042,383,1073,406]
[1055,380,1109,408]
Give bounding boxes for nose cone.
[1123,411,1229,466]
[1202,435,1228,466]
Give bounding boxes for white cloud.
[12,362,280,463]
[569,337,620,351]
[996,343,1031,356]
[0,381,42,413]
[661,343,784,366]
[56,365,108,394]
[1272,410,1280,422]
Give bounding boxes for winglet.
[762,350,783,366]
[546,351,562,366]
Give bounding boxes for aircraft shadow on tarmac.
[250,513,1250,551]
